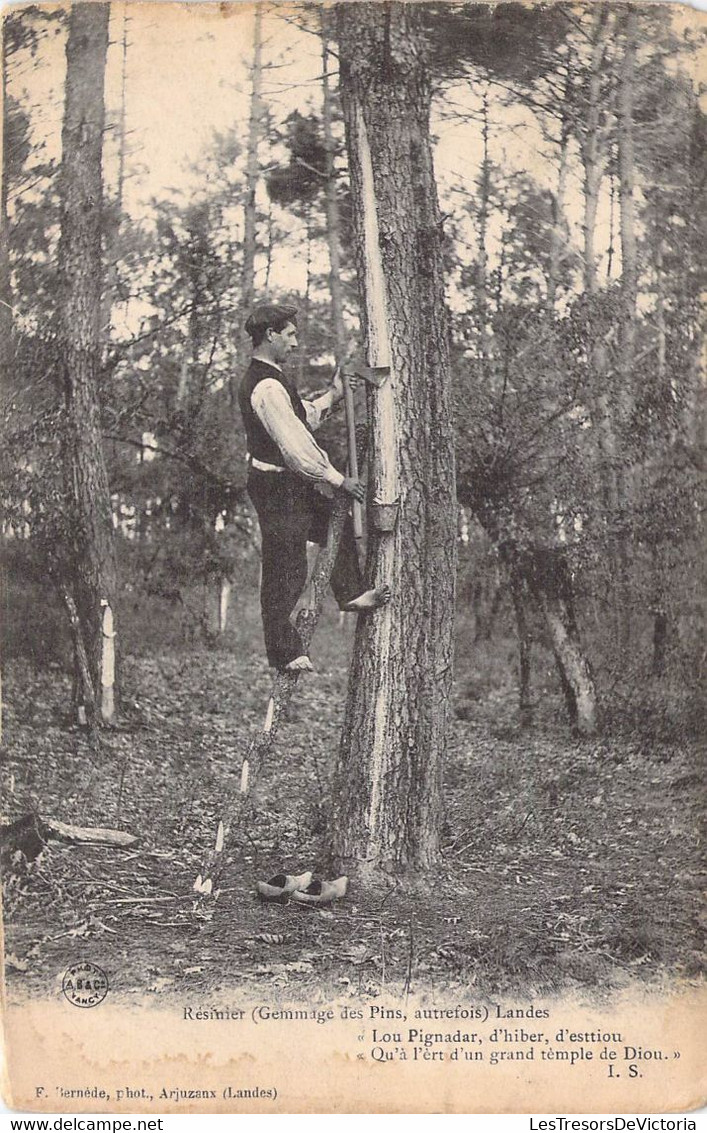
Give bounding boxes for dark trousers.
[247,469,363,669]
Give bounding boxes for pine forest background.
[1,1,705,999]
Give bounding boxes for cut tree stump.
[193,429,367,905]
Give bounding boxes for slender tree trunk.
[264,199,273,291]
[57,2,117,714]
[486,535,598,736]
[581,6,610,297]
[321,12,346,357]
[230,3,263,406]
[584,11,616,491]
[116,3,129,212]
[510,566,533,728]
[0,35,14,372]
[218,576,232,635]
[101,6,128,335]
[651,598,668,678]
[615,5,638,650]
[242,5,262,315]
[580,5,624,647]
[546,50,571,310]
[650,245,669,677]
[525,553,598,737]
[475,572,503,643]
[332,4,456,881]
[297,207,313,386]
[584,167,602,298]
[478,90,491,372]
[655,248,669,408]
[176,248,205,412]
[541,597,597,737]
[606,171,616,283]
[547,129,569,310]
[618,6,638,372]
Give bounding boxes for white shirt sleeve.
[251,379,344,488]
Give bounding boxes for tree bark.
[650,245,669,676]
[541,595,597,737]
[618,6,638,369]
[510,566,533,728]
[0,31,15,372]
[116,3,129,212]
[580,6,610,297]
[57,2,118,712]
[331,4,456,881]
[218,576,232,636]
[229,4,263,406]
[321,12,346,357]
[243,5,262,316]
[613,5,639,650]
[546,49,571,310]
[478,90,492,370]
[579,6,624,648]
[525,552,598,737]
[580,8,614,482]
[651,606,668,678]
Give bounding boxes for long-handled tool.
[342,367,363,538]
[338,354,389,540]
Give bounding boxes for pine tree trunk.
[581,11,613,477]
[583,168,601,299]
[581,6,610,298]
[478,90,492,371]
[242,5,262,317]
[321,13,346,356]
[618,7,638,370]
[0,35,14,372]
[116,4,129,212]
[57,2,117,712]
[580,6,624,647]
[230,4,262,406]
[526,553,598,737]
[615,5,638,650]
[651,605,668,679]
[218,576,231,636]
[510,567,533,728]
[541,595,597,737]
[546,51,571,310]
[176,266,202,409]
[331,4,456,881]
[606,172,616,282]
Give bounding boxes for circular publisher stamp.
[62,962,108,1008]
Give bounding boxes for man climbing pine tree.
[239,301,390,673]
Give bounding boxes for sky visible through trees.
[11,2,696,305]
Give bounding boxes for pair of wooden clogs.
[256,870,348,906]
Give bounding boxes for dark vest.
[238,359,311,466]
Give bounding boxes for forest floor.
[1,594,705,1008]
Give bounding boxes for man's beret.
[244,302,298,338]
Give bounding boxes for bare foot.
[342,585,391,613]
[284,655,315,673]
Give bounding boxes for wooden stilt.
[100,599,116,723]
[193,431,368,905]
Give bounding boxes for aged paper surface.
[1,0,705,1116]
[2,990,707,1113]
